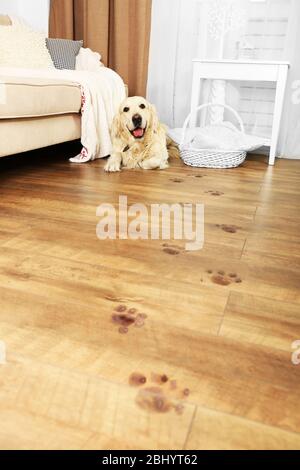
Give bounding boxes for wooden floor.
[0,143,300,450]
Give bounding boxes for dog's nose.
[132,114,142,127]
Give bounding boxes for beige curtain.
[49,0,152,96]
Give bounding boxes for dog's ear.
[148,104,159,133]
[111,112,123,141]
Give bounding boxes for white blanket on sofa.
[0,66,126,162]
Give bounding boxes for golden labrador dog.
[104,96,178,172]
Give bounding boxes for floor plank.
[220,291,300,352]
[185,406,300,450]
[0,354,195,450]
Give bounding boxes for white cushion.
[0,17,54,69]
[169,122,266,152]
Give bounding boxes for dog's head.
[112,96,159,142]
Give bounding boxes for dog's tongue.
[133,128,144,138]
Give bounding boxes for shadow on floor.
[0,140,82,172]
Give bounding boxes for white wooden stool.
[190,60,290,165]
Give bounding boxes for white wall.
[0,0,50,33]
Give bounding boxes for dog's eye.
[139,104,146,109]
[123,107,129,112]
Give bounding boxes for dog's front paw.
[104,158,121,172]
[159,161,169,170]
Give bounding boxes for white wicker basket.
[179,103,247,169]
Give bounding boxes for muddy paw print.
[205,190,224,196]
[112,305,147,334]
[162,243,184,256]
[189,174,205,179]
[170,178,184,183]
[129,372,190,415]
[216,224,241,234]
[207,270,242,286]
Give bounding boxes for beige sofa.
[0,76,82,158]
[0,15,82,158]
[0,14,127,159]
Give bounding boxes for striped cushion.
[46,38,83,70]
